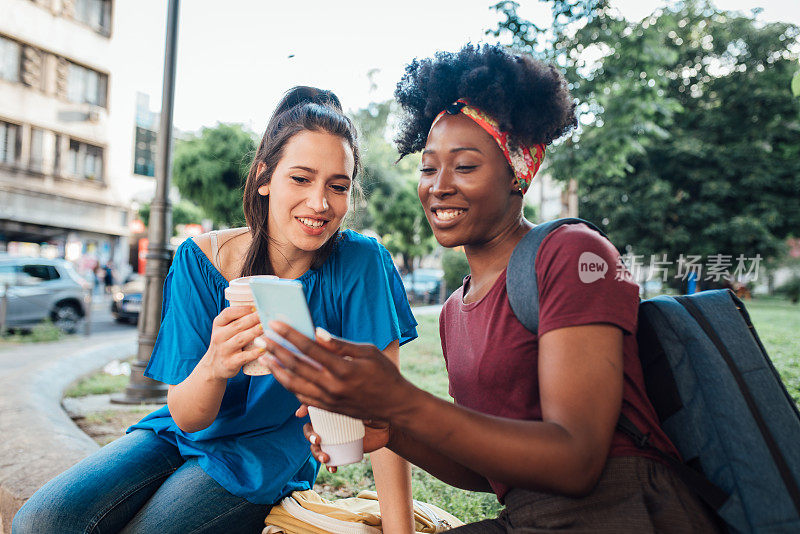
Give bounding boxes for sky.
[112,0,800,134]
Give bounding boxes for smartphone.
[249,278,322,369]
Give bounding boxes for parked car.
[0,256,90,333]
[401,268,444,304]
[111,275,145,324]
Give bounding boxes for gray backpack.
[506,218,800,533]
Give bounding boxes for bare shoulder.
[191,228,251,276]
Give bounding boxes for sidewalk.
[0,331,136,534]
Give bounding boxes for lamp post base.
[110,361,167,405]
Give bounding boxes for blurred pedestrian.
[93,265,103,295]
[102,261,113,294]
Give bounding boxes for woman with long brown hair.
[13,87,417,534]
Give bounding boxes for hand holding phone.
[249,278,322,370]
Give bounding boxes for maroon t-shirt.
[439,224,679,501]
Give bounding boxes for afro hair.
[393,44,577,158]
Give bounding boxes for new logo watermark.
[619,253,763,283]
[578,252,608,283]
[577,252,763,284]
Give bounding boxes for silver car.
[0,256,90,334]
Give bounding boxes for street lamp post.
[112,0,180,405]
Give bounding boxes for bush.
[776,275,800,304]
[442,248,470,294]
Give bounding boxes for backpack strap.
[617,412,729,510]
[506,218,730,513]
[506,217,607,334]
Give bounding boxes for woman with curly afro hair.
[262,44,722,532]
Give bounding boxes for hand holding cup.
[298,404,392,472]
[224,275,277,375]
[202,306,265,381]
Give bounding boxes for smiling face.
[257,130,354,261]
[418,113,523,249]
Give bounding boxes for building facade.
[0,0,135,278]
[527,173,578,222]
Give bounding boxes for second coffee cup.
[224,275,277,376]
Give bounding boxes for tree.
[492,1,800,271]
[442,247,470,294]
[139,198,205,237]
[172,123,256,227]
[523,203,539,223]
[350,101,434,271]
[368,179,435,273]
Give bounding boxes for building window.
[0,35,21,82]
[68,139,103,181]
[74,0,112,35]
[21,45,45,90]
[67,62,107,107]
[53,133,61,174]
[0,121,20,165]
[29,127,44,172]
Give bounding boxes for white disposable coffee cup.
[307,406,365,466]
[224,275,277,376]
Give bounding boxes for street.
[83,293,139,337]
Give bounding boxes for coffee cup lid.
[225,275,277,302]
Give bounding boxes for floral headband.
[430,99,545,194]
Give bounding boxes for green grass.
[742,297,800,404]
[400,315,451,400]
[64,372,131,398]
[1,320,66,345]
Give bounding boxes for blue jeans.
[12,429,270,534]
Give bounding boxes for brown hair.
[240,86,360,277]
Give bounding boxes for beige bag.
[263,489,464,534]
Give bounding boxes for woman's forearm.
[391,389,604,496]
[167,358,227,433]
[385,326,623,496]
[387,426,492,492]
[371,447,414,534]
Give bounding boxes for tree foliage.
[350,101,435,271]
[442,247,470,293]
[171,123,256,228]
[368,179,434,273]
[492,0,800,264]
[138,198,205,237]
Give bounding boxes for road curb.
[0,333,136,533]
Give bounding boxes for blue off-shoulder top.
[128,229,418,504]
